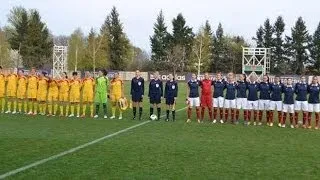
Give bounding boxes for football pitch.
[1,82,320,179]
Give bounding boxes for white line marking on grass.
[0,107,187,179]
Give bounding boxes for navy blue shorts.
[166,97,175,105]
[132,94,143,102]
[150,94,161,104]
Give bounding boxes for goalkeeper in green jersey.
[94,69,109,119]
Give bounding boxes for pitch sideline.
[0,107,187,179]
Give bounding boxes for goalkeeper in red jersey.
[199,72,214,122]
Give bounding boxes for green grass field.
[1,82,320,179]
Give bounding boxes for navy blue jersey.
[131,77,144,95]
[213,80,225,98]
[148,79,163,97]
[247,82,259,101]
[236,81,247,98]
[188,80,200,98]
[164,80,178,98]
[270,83,283,101]
[308,84,320,104]
[295,82,308,101]
[283,85,295,104]
[225,82,237,100]
[259,82,271,100]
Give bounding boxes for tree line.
[0,6,320,75]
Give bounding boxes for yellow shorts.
[59,93,69,102]
[7,90,16,97]
[82,93,93,103]
[110,94,121,103]
[37,92,47,102]
[27,89,37,99]
[70,94,80,103]
[48,92,58,102]
[17,90,26,99]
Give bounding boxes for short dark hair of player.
[0,66,2,69]
[42,71,47,76]
[242,74,247,82]
[63,72,68,79]
[101,69,108,76]
[72,72,78,76]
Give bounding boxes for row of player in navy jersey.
[130,71,178,121]
[186,72,320,129]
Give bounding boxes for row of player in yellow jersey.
[0,68,96,118]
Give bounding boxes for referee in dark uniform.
[164,74,178,121]
[148,71,163,120]
[130,70,144,120]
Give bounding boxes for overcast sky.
[1,0,320,51]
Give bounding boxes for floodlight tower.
[52,45,68,78]
[242,47,271,81]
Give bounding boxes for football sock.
[150,107,154,117]
[34,102,38,114]
[13,101,17,112]
[42,104,47,114]
[7,101,11,111]
[54,104,58,115]
[139,107,143,119]
[39,103,43,114]
[18,102,22,112]
[172,110,175,121]
[66,105,69,116]
[76,104,80,116]
[112,106,116,117]
[219,109,223,120]
[308,112,312,126]
[157,108,161,119]
[0,98,5,112]
[24,101,27,113]
[213,108,217,120]
[295,112,299,125]
[247,110,251,122]
[235,109,239,120]
[70,105,75,115]
[60,105,64,115]
[208,108,213,121]
[103,103,107,116]
[29,101,33,113]
[224,110,228,122]
[303,112,308,125]
[254,111,258,122]
[95,104,100,115]
[266,111,270,123]
[82,104,87,116]
[133,107,137,117]
[316,113,319,127]
[231,110,235,121]
[282,113,287,125]
[278,111,282,124]
[196,108,200,120]
[166,110,169,120]
[258,111,262,122]
[90,104,94,117]
[269,111,274,123]
[290,113,294,124]
[201,107,205,120]
[244,110,248,121]
[48,104,52,114]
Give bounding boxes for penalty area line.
[0,107,187,179]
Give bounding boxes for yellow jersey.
[82,78,95,94]
[110,78,123,95]
[0,73,6,97]
[27,75,38,91]
[7,73,18,96]
[38,77,48,94]
[17,75,27,99]
[59,79,70,94]
[48,79,59,94]
[70,79,82,95]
